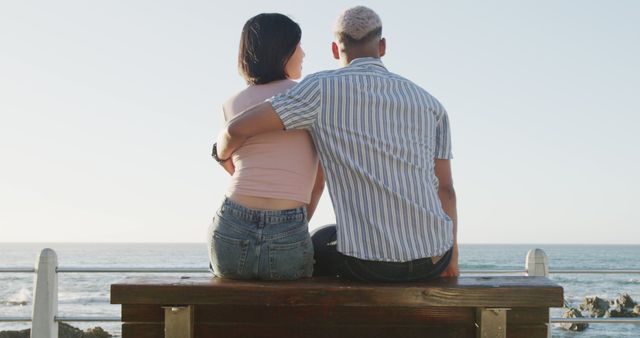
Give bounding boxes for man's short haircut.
[238,13,301,85]
[334,6,382,46]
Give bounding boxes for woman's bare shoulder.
[223,80,298,118]
[277,79,298,90]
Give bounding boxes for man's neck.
[342,53,379,67]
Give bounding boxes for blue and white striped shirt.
[271,57,453,262]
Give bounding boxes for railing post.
[526,248,550,338]
[31,248,58,338]
[526,248,549,277]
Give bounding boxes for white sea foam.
[58,293,110,304]
[5,288,32,306]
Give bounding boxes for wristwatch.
[211,143,229,164]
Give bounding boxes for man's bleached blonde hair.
[334,6,382,45]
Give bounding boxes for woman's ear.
[332,42,340,60]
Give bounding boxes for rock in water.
[560,308,589,331]
[613,293,636,309]
[633,305,640,317]
[607,293,637,317]
[580,296,609,317]
[0,323,112,338]
[607,302,630,317]
[83,326,111,338]
[59,322,113,337]
[0,329,29,338]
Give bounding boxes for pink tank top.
[223,80,319,204]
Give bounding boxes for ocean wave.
[2,288,32,306]
[58,293,110,304]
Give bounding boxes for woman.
[209,13,324,280]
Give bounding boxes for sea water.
[1,243,639,337]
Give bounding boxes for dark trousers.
[311,224,452,283]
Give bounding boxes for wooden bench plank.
[123,323,477,338]
[121,305,548,327]
[111,276,563,308]
[123,304,476,324]
[123,322,548,338]
[123,305,548,324]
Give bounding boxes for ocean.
[1,243,639,337]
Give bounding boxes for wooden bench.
[111,276,563,338]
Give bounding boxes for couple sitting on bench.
[211,6,458,283]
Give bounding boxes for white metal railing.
[1,248,640,337]
[550,269,640,274]
[552,318,640,324]
[56,267,209,273]
[0,268,36,273]
[0,316,32,322]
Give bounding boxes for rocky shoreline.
[0,322,112,338]
[561,293,640,332]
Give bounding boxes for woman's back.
[223,80,318,209]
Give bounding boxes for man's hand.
[220,158,235,176]
[440,243,459,277]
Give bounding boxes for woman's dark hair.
[238,13,302,85]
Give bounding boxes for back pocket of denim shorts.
[268,236,313,280]
[210,232,249,278]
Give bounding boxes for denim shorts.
[207,198,314,280]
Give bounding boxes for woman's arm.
[307,163,325,221]
[218,105,235,176]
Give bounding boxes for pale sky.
[1,1,638,243]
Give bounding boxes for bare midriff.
[228,193,306,211]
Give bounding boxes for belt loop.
[221,197,229,212]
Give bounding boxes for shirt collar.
[348,57,387,70]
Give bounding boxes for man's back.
[271,57,454,262]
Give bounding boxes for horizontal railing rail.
[3,316,638,324]
[3,267,640,274]
[0,267,210,274]
[0,316,121,323]
[550,318,640,324]
[55,316,121,322]
[56,267,210,273]
[0,316,32,322]
[550,269,640,274]
[4,316,640,325]
[0,267,36,273]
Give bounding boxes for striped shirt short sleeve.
[435,108,453,159]
[270,74,322,130]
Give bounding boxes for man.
[215,6,458,282]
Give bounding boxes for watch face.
[212,143,224,163]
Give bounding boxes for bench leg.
[476,307,509,338]
[163,306,194,338]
